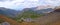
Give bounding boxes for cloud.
[0,0,7,2]
[0,0,13,2]
[0,0,39,10]
[0,0,60,10]
[44,0,60,6]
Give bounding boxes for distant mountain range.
[0,7,54,18]
[35,8,54,14]
[0,7,21,18]
[22,7,54,14]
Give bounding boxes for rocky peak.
[54,6,60,12]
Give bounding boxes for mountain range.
[22,7,54,14]
[0,7,20,18]
[0,6,54,18]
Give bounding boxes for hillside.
[0,7,20,18]
[0,6,60,25]
[22,7,53,14]
[13,7,54,23]
[0,15,40,25]
[33,6,60,25]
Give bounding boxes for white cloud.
[44,0,60,6]
[0,0,60,10]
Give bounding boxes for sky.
[0,0,60,10]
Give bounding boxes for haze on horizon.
[0,0,60,10]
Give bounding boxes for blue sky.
[0,0,60,10]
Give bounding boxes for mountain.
[21,6,60,25]
[36,6,60,25]
[26,7,60,25]
[21,5,55,14]
[16,7,54,20]
[22,7,54,14]
[35,8,54,14]
[0,7,21,18]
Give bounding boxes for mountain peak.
[54,6,60,12]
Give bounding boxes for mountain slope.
[0,7,20,18]
[33,7,60,25]
[22,7,54,14]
